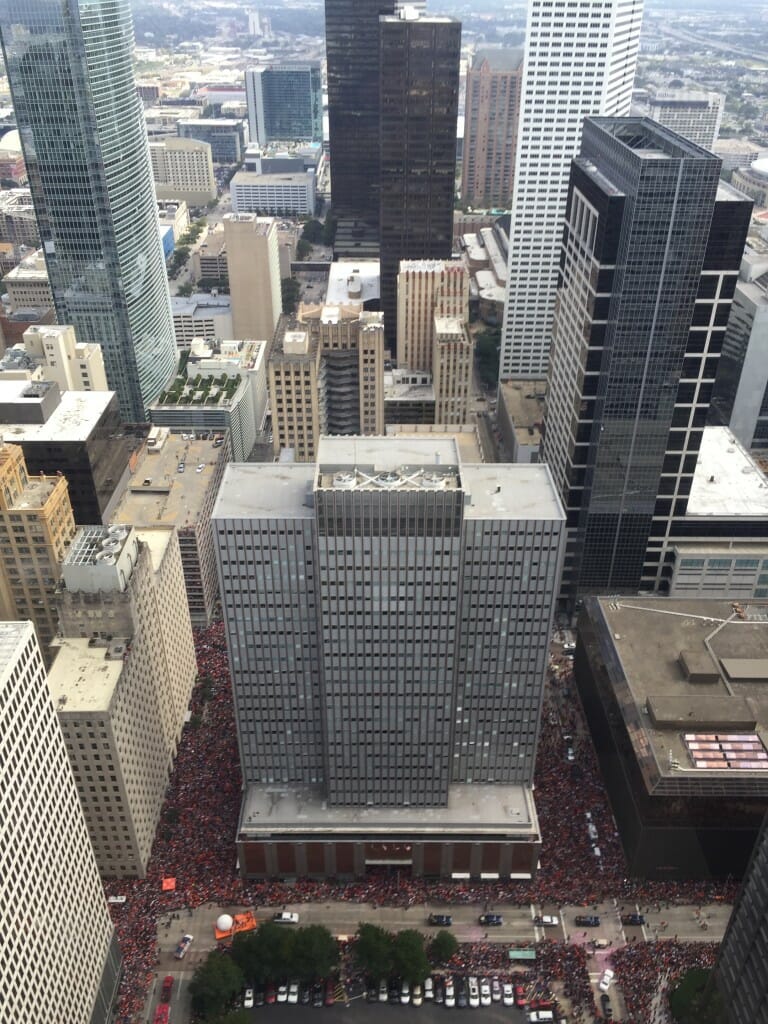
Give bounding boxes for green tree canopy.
[189,951,244,1020]
[301,218,323,244]
[429,930,458,964]
[669,968,726,1024]
[354,923,394,979]
[292,924,340,981]
[392,929,429,984]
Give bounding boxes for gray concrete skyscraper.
[214,435,564,878]
[0,0,177,421]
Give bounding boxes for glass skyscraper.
[0,0,177,422]
[245,64,322,147]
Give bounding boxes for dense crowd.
[611,940,720,1023]
[103,628,733,1022]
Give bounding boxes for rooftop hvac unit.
[95,551,116,565]
[333,472,356,490]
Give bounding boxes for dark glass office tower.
[245,63,322,146]
[0,0,177,422]
[324,0,395,232]
[543,118,751,605]
[379,11,461,350]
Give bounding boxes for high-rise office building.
[51,525,197,876]
[213,436,564,877]
[223,213,282,342]
[245,64,323,146]
[396,259,469,371]
[0,0,177,421]
[433,317,473,424]
[149,137,217,207]
[461,48,523,209]
[499,0,643,379]
[0,619,122,1022]
[379,10,461,351]
[542,118,751,604]
[718,811,768,1020]
[0,442,76,656]
[324,0,396,231]
[639,88,724,150]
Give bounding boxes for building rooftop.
[213,462,315,520]
[239,782,538,838]
[591,596,768,794]
[325,261,380,306]
[47,637,125,713]
[111,432,225,529]
[499,379,546,445]
[231,170,313,187]
[0,384,115,443]
[472,47,524,72]
[0,620,32,676]
[462,463,564,521]
[688,426,768,518]
[385,424,484,462]
[171,294,232,319]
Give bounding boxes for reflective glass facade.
[245,64,322,146]
[379,14,461,350]
[0,0,177,421]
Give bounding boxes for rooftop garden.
[157,370,242,406]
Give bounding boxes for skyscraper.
[461,48,523,209]
[0,0,177,421]
[213,436,564,877]
[396,259,469,371]
[245,64,323,146]
[0,619,122,1022]
[542,118,751,604]
[640,88,724,150]
[499,0,643,379]
[324,0,396,231]
[379,9,461,350]
[223,213,282,342]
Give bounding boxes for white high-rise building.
[0,620,122,1023]
[499,0,644,379]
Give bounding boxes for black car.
[389,979,401,1005]
[366,981,379,1003]
[479,913,503,926]
[300,983,312,1005]
[574,915,601,927]
[434,978,445,1005]
[621,913,645,926]
[254,985,265,1008]
[428,913,453,926]
[312,982,324,1007]
[601,993,613,1017]
[455,977,468,1009]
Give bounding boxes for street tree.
[354,923,394,978]
[392,929,430,984]
[429,930,458,964]
[189,950,244,1020]
[292,924,340,981]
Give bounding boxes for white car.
[243,988,254,1009]
[599,969,615,993]
[491,977,502,1003]
[412,983,423,1007]
[378,979,388,1003]
[480,978,492,1007]
[445,978,456,1008]
[424,977,434,1000]
[502,982,515,1007]
[401,980,411,1005]
[277,982,288,1003]
[563,642,576,651]
[468,977,480,1008]
[173,933,194,959]
[272,911,299,924]
[288,981,299,1004]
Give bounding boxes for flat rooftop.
[316,435,460,472]
[47,637,125,713]
[688,426,768,517]
[213,463,315,521]
[325,261,380,306]
[239,783,538,838]
[0,385,115,443]
[499,379,546,444]
[0,620,33,676]
[462,463,564,521]
[593,596,768,790]
[9,475,59,510]
[111,434,224,529]
[385,424,484,463]
[172,294,231,318]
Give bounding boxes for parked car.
[621,913,645,926]
[244,988,254,1009]
[311,982,324,1007]
[378,979,389,1003]
[277,982,288,1003]
[444,977,455,1008]
[502,982,515,1007]
[366,981,379,1003]
[428,913,453,926]
[254,985,265,1007]
[265,983,277,1005]
[324,978,335,1006]
[599,969,615,993]
[456,977,468,1009]
[412,983,423,1007]
[173,934,193,960]
[389,979,401,1005]
[479,913,503,926]
[434,977,445,1004]
[491,977,502,1002]
[272,911,299,924]
[424,977,434,1000]
[574,915,601,927]
[400,980,411,1005]
[468,977,480,1009]
[299,983,311,1005]
[514,983,527,1007]
[480,978,492,1007]
[288,981,299,1004]
[533,915,560,926]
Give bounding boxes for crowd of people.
[102,626,734,1022]
[611,940,720,1023]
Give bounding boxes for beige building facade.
[461,48,523,208]
[52,525,197,877]
[433,316,473,424]
[149,137,217,206]
[268,326,323,461]
[396,259,469,371]
[223,213,282,342]
[2,249,54,311]
[23,323,108,390]
[0,443,76,658]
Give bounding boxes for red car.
[160,976,173,1003]
[265,982,277,1005]
[325,978,336,1006]
[514,984,527,1007]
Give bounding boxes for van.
[272,911,299,924]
